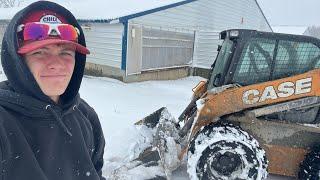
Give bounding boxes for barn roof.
[0,0,187,21]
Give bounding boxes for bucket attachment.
[124,107,183,179]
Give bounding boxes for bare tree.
[304,26,320,39]
[0,0,24,8]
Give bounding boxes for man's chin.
[42,88,67,98]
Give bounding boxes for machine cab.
[208,29,320,90]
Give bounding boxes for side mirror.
[217,45,222,51]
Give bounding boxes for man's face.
[24,44,76,102]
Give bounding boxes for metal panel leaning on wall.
[141,27,194,71]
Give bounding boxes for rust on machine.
[264,144,308,177]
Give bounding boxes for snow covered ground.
[79,75,203,179]
[0,71,294,179]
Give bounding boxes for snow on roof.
[272,25,308,35]
[0,0,185,20]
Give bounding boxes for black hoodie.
[0,1,105,180]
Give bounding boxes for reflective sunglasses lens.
[23,23,49,41]
[57,24,78,41]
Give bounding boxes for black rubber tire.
[187,121,268,180]
[299,145,320,180]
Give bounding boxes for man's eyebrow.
[61,46,76,51]
[38,47,49,50]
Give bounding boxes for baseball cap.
[17,10,90,55]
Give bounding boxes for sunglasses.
[17,22,80,41]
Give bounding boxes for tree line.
[304,26,320,39]
[0,0,23,8]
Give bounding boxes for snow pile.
[104,124,162,179]
[124,125,156,162]
[109,107,182,179]
[79,75,205,179]
[109,161,165,180]
[301,123,320,128]
[196,98,205,110]
[154,108,181,177]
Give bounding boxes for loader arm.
[178,80,207,123]
[177,80,208,138]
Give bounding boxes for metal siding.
[128,0,271,69]
[193,31,221,68]
[83,23,123,68]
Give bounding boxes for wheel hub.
[211,152,241,176]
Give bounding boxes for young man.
[0,1,105,180]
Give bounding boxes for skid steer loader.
[128,29,320,180]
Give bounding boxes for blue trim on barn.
[119,0,197,23]
[121,20,128,70]
[78,19,110,23]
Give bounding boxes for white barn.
[0,0,272,82]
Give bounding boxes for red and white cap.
[17,10,90,55]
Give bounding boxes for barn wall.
[128,0,271,70]
[82,23,124,69]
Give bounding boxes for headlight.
[229,30,239,38]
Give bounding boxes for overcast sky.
[257,0,319,26]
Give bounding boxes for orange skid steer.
[129,29,320,179]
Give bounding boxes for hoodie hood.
[0,82,80,118]
[1,1,87,106]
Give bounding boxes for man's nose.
[47,55,65,69]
